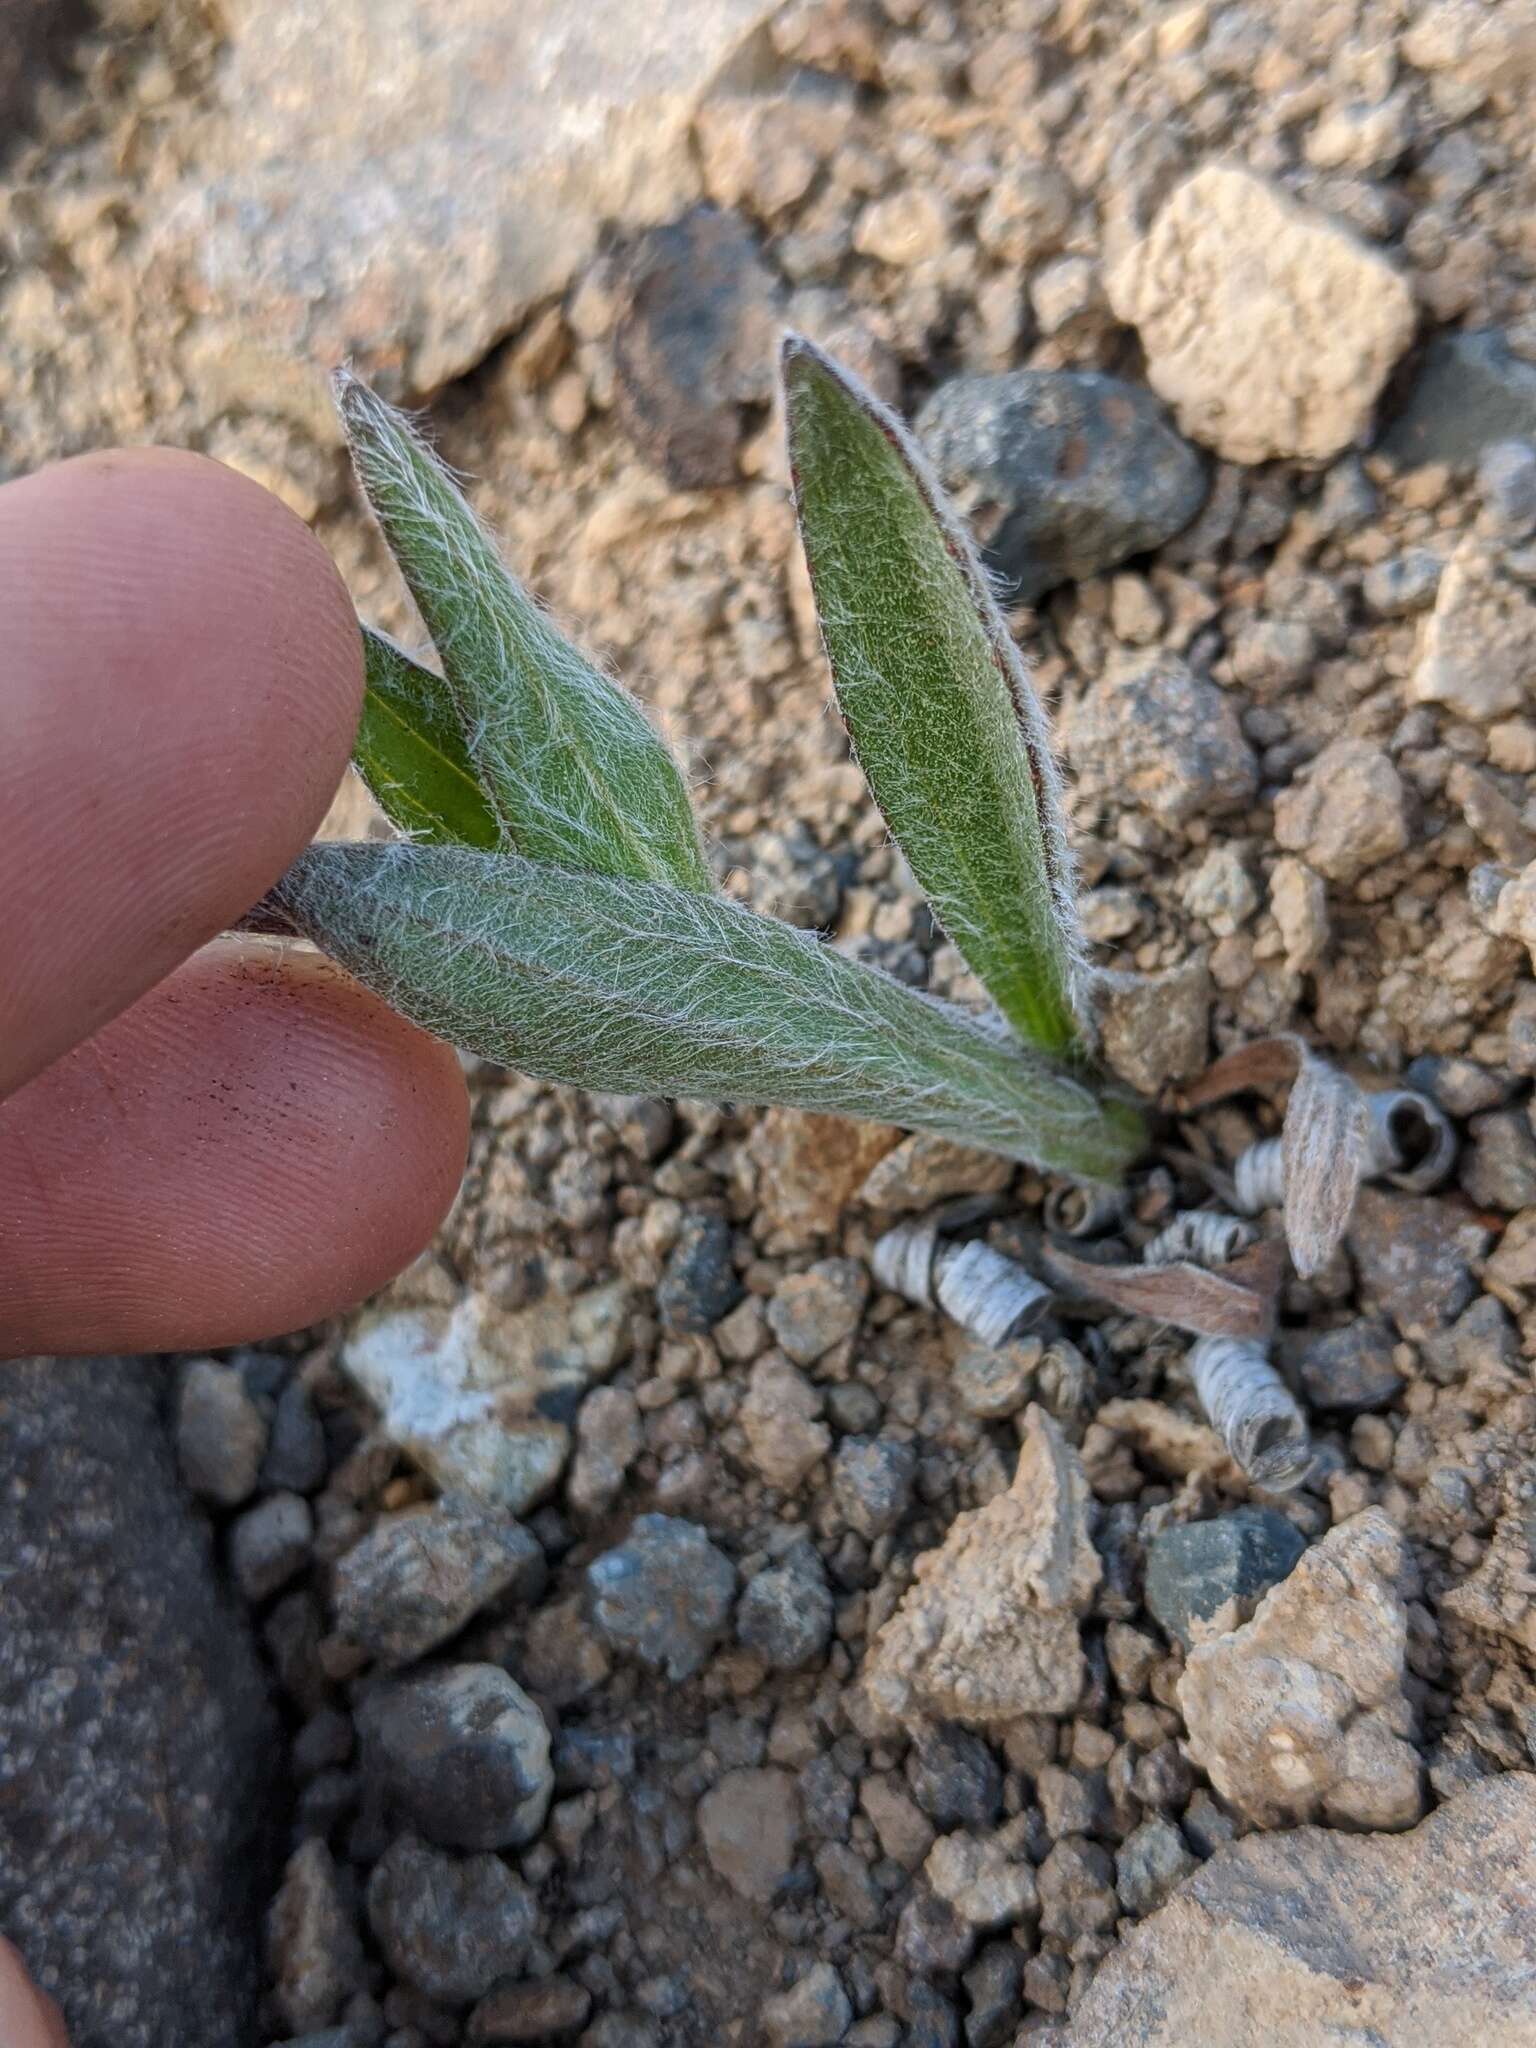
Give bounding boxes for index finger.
[0,448,362,1098]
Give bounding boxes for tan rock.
[863,1407,1100,1724]
[858,1132,1015,1213]
[1272,738,1412,885]
[1178,1508,1425,1831]
[1107,165,1415,463]
[1268,858,1330,973]
[924,1831,1037,1930]
[748,1110,901,1245]
[738,1353,831,1491]
[1441,1463,1536,1656]
[1046,1775,1536,2047]
[1413,537,1536,723]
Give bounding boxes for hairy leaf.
[783,335,1083,1060]
[267,842,1145,1183]
[355,626,501,849]
[334,372,712,892]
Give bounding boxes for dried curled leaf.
[1042,1239,1282,1340]
[1282,1055,1370,1278]
[355,626,501,849]
[335,372,712,892]
[783,336,1084,1062]
[266,842,1146,1183]
[1179,1033,1304,1110]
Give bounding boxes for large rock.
[0,1358,284,2048]
[1178,1509,1425,1831]
[1046,1776,1536,2046]
[915,370,1206,602]
[342,1283,632,1512]
[1107,165,1415,463]
[147,0,780,404]
[862,1406,1099,1723]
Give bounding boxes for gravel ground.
[6,2,1536,2044]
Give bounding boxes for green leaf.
[354,626,501,849]
[334,372,713,893]
[782,335,1085,1062]
[269,842,1144,1184]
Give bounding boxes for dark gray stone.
[832,1435,916,1540]
[1462,1110,1536,1212]
[1380,330,1536,469]
[1478,439,1536,539]
[229,1488,314,1602]
[1115,1816,1197,1916]
[0,1357,284,2048]
[613,206,782,487]
[916,370,1207,601]
[1295,1319,1404,1414]
[359,1663,553,1851]
[735,1545,834,1670]
[1144,1509,1306,1650]
[896,1887,976,1976]
[366,1834,536,2007]
[905,1725,1004,1831]
[963,1941,1025,2048]
[262,1377,329,1493]
[331,1497,544,1669]
[657,1213,743,1334]
[552,1725,636,1790]
[585,1513,737,1679]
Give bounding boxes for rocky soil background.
[6,2,1536,2045]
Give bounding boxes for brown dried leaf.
[1042,1243,1279,1340]
[1179,1033,1305,1110]
[1282,1055,1370,1278]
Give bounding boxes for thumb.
[0,1941,70,2047]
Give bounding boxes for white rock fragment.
[1107,165,1415,463]
[862,1407,1100,1724]
[1178,1509,1426,1831]
[1412,536,1536,723]
[342,1284,632,1513]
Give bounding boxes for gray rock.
[613,207,782,486]
[1294,1319,1404,1413]
[697,1767,801,1901]
[1115,1817,1197,1916]
[261,1378,329,1494]
[1380,329,1536,469]
[1144,1510,1306,1650]
[814,1841,882,1929]
[762,1962,853,2047]
[1478,438,1536,538]
[331,1497,544,1668]
[0,1358,283,2048]
[1096,956,1213,1096]
[1360,547,1444,618]
[145,0,780,404]
[266,1839,367,2035]
[366,1834,537,2006]
[895,1886,976,1975]
[229,1489,314,1602]
[962,1942,1024,2048]
[905,1725,1004,1832]
[736,1545,834,1670]
[175,1357,268,1507]
[1463,1109,1536,1210]
[832,1434,917,1540]
[1036,1835,1119,1943]
[1044,1777,1536,2046]
[1348,1188,1492,1340]
[657,1212,743,1333]
[950,1338,1040,1419]
[916,371,1206,602]
[568,1385,643,1518]
[467,1974,592,2041]
[359,1663,553,1851]
[586,1513,737,1679]
[1061,654,1257,830]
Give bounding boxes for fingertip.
[0,1941,69,2048]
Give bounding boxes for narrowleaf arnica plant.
[253,340,1146,1185]
[250,339,1456,1488]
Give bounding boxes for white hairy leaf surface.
[335,372,713,892]
[782,336,1084,1061]
[270,842,1145,1183]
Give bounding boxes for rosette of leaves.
[251,341,1145,1185]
